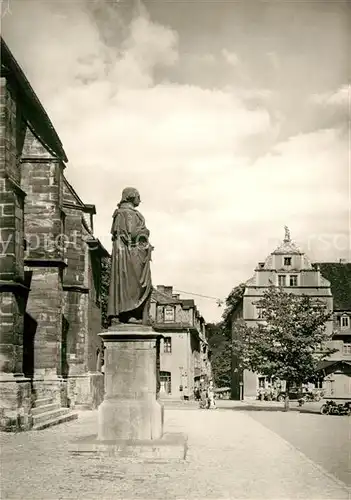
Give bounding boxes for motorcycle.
[320,400,351,416]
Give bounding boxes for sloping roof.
[273,238,302,255]
[314,263,351,311]
[1,36,67,162]
[151,288,180,305]
[317,359,351,373]
[180,299,195,309]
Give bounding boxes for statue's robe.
[107,202,152,320]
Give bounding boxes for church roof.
[1,36,67,162]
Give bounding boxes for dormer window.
[284,257,291,266]
[341,316,350,329]
[164,305,175,323]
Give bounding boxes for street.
[1,405,349,499]
[249,408,350,487]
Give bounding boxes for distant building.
[230,228,335,400]
[312,262,351,399]
[150,285,211,399]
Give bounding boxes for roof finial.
[284,225,290,242]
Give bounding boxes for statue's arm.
[132,211,150,239]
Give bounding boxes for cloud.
[2,0,348,322]
[312,85,349,107]
[222,49,240,67]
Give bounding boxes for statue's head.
[119,187,141,207]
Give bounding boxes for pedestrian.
[208,381,217,409]
[199,387,208,409]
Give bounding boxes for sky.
[2,0,350,322]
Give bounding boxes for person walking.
[208,381,217,409]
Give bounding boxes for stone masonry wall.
[0,77,25,282]
[21,129,65,390]
[0,76,31,430]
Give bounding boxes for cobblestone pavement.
[1,408,350,499]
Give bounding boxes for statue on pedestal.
[107,187,153,326]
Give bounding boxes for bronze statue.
[107,187,153,326]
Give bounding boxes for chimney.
[156,285,165,294]
[164,286,173,296]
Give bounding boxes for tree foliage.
[222,282,246,332]
[100,255,111,329]
[206,283,246,387]
[232,286,335,408]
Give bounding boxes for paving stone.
[0,408,349,499]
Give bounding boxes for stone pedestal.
[98,324,163,440]
[70,324,187,460]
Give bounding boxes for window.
[343,344,351,355]
[160,371,171,394]
[278,275,286,287]
[163,337,172,353]
[341,316,350,329]
[284,257,291,266]
[257,307,264,319]
[164,306,175,323]
[289,275,298,286]
[315,379,324,389]
[258,377,265,388]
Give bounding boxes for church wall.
[0,76,31,430]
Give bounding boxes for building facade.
[0,37,107,430]
[312,263,351,399]
[231,228,335,400]
[150,285,211,399]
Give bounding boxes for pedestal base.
[98,398,164,441]
[70,432,188,461]
[98,324,164,441]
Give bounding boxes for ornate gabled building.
[231,227,334,400]
[0,37,108,430]
[150,285,211,399]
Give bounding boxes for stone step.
[32,408,73,426]
[32,411,78,431]
[33,397,54,408]
[31,403,61,416]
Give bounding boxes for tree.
[100,255,111,329]
[206,283,246,388]
[222,282,246,334]
[232,286,335,410]
[207,323,231,387]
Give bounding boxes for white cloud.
[312,85,349,106]
[222,49,240,67]
[3,0,348,322]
